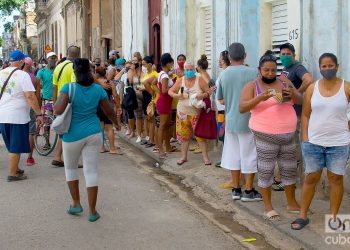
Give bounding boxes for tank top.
[308,80,350,147]
[249,80,297,134]
[177,76,202,116]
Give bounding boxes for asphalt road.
[0,138,242,250]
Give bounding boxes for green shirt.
[37,67,54,100]
[216,65,258,133]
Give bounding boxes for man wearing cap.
[107,50,119,76]
[52,45,80,167]
[274,43,313,189]
[37,52,57,102]
[23,57,41,166]
[0,50,44,181]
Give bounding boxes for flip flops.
[291,218,310,230]
[177,159,188,165]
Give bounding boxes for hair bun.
[200,54,207,61]
[264,50,273,56]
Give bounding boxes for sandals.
[291,218,309,230]
[52,160,64,167]
[264,210,281,221]
[167,145,178,153]
[177,159,188,166]
[204,161,212,166]
[159,153,167,159]
[109,150,123,155]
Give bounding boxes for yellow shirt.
[53,60,76,93]
[141,71,159,104]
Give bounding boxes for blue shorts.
[302,141,349,176]
[0,123,31,154]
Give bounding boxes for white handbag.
[52,83,76,135]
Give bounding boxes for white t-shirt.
[0,67,35,124]
[215,75,225,111]
[158,71,173,88]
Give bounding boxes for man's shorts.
[29,109,36,135]
[0,123,31,153]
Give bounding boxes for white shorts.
[221,131,257,173]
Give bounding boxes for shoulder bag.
[52,83,76,135]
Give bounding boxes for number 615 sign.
[289,29,299,41]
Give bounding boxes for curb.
[117,132,333,250]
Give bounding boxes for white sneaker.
[125,129,130,136]
[136,136,142,143]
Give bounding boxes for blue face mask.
[184,70,196,78]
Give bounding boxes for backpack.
[122,80,138,110]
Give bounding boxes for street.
[0,138,247,250]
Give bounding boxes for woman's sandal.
[177,159,188,166]
[159,153,167,159]
[264,210,281,221]
[291,218,309,230]
[167,145,178,153]
[67,205,83,215]
[204,161,212,166]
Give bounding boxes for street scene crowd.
[0,41,349,231]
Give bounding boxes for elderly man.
[0,50,43,181]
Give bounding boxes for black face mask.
[134,63,140,69]
[261,76,276,84]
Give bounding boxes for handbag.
[194,97,217,140]
[146,101,155,117]
[122,81,138,110]
[52,83,76,135]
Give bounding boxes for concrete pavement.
[0,137,252,250]
[118,130,350,250]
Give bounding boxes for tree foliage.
[4,21,14,32]
[0,0,27,15]
[0,37,3,47]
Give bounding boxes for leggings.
[252,130,297,188]
[62,133,102,187]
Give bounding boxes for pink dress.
[156,71,173,115]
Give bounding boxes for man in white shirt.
[0,50,43,182]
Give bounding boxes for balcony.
[36,0,48,9]
[34,0,49,22]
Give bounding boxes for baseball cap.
[108,50,118,58]
[9,50,28,62]
[280,43,295,54]
[46,52,57,58]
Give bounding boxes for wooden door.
[148,0,162,68]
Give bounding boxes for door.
[148,0,162,68]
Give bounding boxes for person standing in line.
[215,50,230,170]
[106,50,119,76]
[240,50,303,220]
[0,50,44,181]
[156,53,175,158]
[52,46,80,167]
[291,53,350,230]
[216,43,262,202]
[54,58,119,222]
[22,57,41,166]
[168,61,215,165]
[273,43,314,191]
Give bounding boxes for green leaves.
[0,0,28,15]
[4,21,14,32]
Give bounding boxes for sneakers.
[125,129,130,136]
[231,188,242,200]
[136,136,142,143]
[241,189,263,202]
[26,157,35,166]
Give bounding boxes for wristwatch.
[36,113,43,117]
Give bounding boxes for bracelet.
[36,114,43,117]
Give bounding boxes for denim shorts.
[302,141,349,176]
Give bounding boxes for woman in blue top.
[54,58,118,222]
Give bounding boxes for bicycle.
[34,100,59,156]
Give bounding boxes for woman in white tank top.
[292,53,350,230]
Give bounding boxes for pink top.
[249,80,297,134]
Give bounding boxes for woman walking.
[240,51,303,220]
[168,61,215,165]
[291,53,350,230]
[54,58,119,222]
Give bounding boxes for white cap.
[46,52,57,59]
[108,50,118,58]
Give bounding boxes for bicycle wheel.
[34,115,59,156]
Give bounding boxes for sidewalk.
[117,130,350,250]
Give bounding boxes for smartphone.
[281,71,289,78]
[282,88,292,102]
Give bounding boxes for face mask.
[280,55,293,68]
[184,70,196,79]
[178,61,184,69]
[261,76,276,84]
[38,64,43,69]
[320,68,337,80]
[134,63,140,69]
[48,60,56,69]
